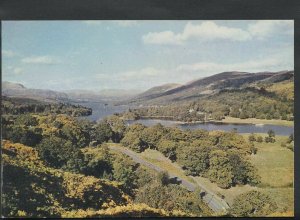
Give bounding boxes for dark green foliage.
[4,125,42,147]
[91,121,113,145]
[140,123,166,149]
[177,143,211,176]
[134,181,206,216]
[157,139,177,160]
[264,137,275,143]
[104,115,126,143]
[121,131,145,153]
[228,153,260,186]
[2,163,65,217]
[82,145,113,179]
[230,190,277,216]
[256,136,263,143]
[267,129,275,138]
[135,166,156,188]
[164,127,188,142]
[112,153,139,192]
[14,114,39,126]
[156,171,170,186]
[2,96,92,116]
[208,150,233,188]
[250,144,258,155]
[128,86,293,122]
[37,135,84,171]
[287,133,294,144]
[213,131,251,154]
[248,133,256,142]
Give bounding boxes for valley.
[1,70,294,218]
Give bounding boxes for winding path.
[109,145,230,214]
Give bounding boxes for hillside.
[131,83,182,102]
[2,81,70,103]
[122,70,294,122]
[2,140,171,217]
[2,81,140,103]
[126,70,293,105]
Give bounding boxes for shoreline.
[136,116,294,127]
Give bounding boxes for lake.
[75,102,131,121]
[78,102,294,136]
[127,119,294,136]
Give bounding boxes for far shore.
[219,117,294,127]
[133,116,294,127]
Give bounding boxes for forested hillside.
[2,97,212,217]
[124,76,294,122]
[2,93,291,217]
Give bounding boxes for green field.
[219,117,293,127]
[245,134,294,213]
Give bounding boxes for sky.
[2,20,294,91]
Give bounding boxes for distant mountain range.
[2,70,293,105]
[125,70,294,105]
[2,81,141,103]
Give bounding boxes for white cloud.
[143,21,251,45]
[143,31,184,45]
[176,56,292,75]
[2,50,17,58]
[143,20,294,45]
[248,20,294,39]
[21,56,61,64]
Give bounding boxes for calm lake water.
[78,102,294,136]
[127,119,294,136]
[75,102,130,121]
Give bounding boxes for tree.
[287,133,294,144]
[121,131,145,153]
[5,125,42,147]
[156,171,169,186]
[104,115,126,143]
[37,135,83,170]
[230,190,277,217]
[248,133,256,142]
[214,131,251,155]
[91,121,113,145]
[112,154,138,191]
[265,136,275,143]
[140,124,165,149]
[267,129,275,138]
[126,123,146,134]
[228,152,260,186]
[14,114,38,127]
[81,145,113,178]
[208,150,233,188]
[256,136,263,143]
[177,143,211,176]
[157,139,177,161]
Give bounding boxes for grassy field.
[219,117,293,127]
[245,134,294,213]
[243,134,294,188]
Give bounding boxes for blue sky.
[2,20,294,91]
